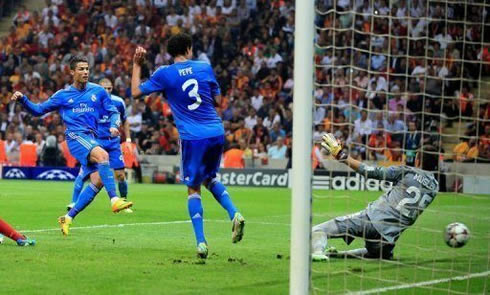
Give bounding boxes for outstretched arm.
[357,162,401,181]
[321,133,401,181]
[11,91,60,116]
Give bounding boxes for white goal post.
[290,0,315,294]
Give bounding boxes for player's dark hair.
[69,55,89,70]
[167,33,192,58]
[419,145,439,172]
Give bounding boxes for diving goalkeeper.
[312,134,439,261]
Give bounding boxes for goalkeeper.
[312,134,439,261]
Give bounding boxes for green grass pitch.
[0,180,488,294]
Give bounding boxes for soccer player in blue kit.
[131,33,245,258]
[11,56,133,236]
[67,78,132,214]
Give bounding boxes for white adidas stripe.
[68,132,91,150]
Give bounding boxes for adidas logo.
[68,99,74,103]
[192,213,202,219]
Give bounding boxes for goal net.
[302,0,490,294]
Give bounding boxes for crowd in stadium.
[314,0,490,166]
[0,0,489,169]
[0,0,295,168]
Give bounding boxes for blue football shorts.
[97,137,125,170]
[180,135,225,188]
[66,131,100,167]
[77,136,125,180]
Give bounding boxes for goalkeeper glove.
[321,133,348,161]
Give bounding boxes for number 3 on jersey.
[182,78,202,110]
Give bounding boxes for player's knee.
[188,186,201,196]
[91,147,109,163]
[98,150,109,162]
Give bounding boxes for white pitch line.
[21,220,191,233]
[20,219,289,233]
[349,271,490,295]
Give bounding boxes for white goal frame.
[290,0,314,294]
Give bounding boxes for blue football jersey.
[20,82,120,135]
[97,94,126,138]
[139,60,224,140]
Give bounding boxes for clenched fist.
[133,46,147,65]
[10,91,24,102]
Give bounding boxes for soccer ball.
[444,222,470,248]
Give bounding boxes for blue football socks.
[67,183,100,219]
[118,180,128,199]
[207,179,238,220]
[97,162,117,199]
[188,193,206,245]
[71,174,85,204]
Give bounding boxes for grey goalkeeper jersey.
[358,164,439,243]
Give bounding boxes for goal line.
[348,270,490,295]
